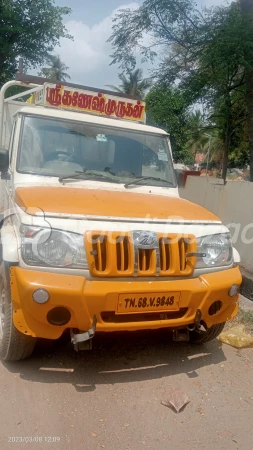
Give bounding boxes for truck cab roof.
[16,105,169,136]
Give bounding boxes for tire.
[189,322,225,344]
[0,262,36,361]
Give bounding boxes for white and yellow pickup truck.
[0,74,241,360]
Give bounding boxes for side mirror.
[0,148,9,173]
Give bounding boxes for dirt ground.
[0,297,253,450]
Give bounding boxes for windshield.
[17,116,177,187]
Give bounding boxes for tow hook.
[70,315,97,351]
[187,309,206,334]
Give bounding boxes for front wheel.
[189,322,225,344]
[0,262,36,361]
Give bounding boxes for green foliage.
[229,115,249,167]
[109,1,253,83]
[109,0,253,176]
[229,141,249,167]
[4,85,32,101]
[209,85,248,168]
[39,55,70,82]
[237,309,253,333]
[186,111,209,160]
[145,85,193,162]
[0,0,72,85]
[106,69,152,100]
[240,0,253,180]
[159,2,253,157]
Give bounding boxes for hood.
[15,186,220,222]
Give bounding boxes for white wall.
[181,176,253,271]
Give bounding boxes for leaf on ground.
[196,407,205,416]
[161,389,190,413]
[92,433,97,437]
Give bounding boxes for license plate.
[117,292,180,314]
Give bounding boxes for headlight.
[21,226,88,268]
[196,233,233,268]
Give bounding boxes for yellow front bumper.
[10,266,242,339]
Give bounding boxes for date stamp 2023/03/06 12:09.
[8,436,60,444]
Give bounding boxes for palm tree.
[106,69,152,99]
[187,111,209,162]
[39,55,70,82]
[208,134,224,169]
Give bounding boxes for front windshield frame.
[16,114,177,188]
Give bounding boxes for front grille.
[159,234,196,276]
[86,231,134,277]
[85,232,196,277]
[101,309,188,323]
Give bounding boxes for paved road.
[0,298,253,450]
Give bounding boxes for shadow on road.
[4,329,226,392]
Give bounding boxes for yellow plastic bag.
[218,324,253,348]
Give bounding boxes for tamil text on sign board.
[38,84,146,123]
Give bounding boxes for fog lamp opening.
[208,301,222,316]
[47,307,71,326]
[32,289,50,304]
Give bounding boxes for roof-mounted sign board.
[35,83,146,123]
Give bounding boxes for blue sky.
[53,0,229,89]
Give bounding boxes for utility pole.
[205,134,212,176]
[18,58,24,74]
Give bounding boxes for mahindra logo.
[133,231,158,248]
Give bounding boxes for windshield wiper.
[59,171,119,183]
[124,176,174,189]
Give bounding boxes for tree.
[186,111,209,162]
[39,55,70,82]
[109,0,253,181]
[240,0,253,180]
[210,85,248,173]
[106,69,152,99]
[145,84,193,162]
[194,5,251,181]
[108,0,203,72]
[0,0,72,85]
[211,89,249,169]
[206,132,224,171]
